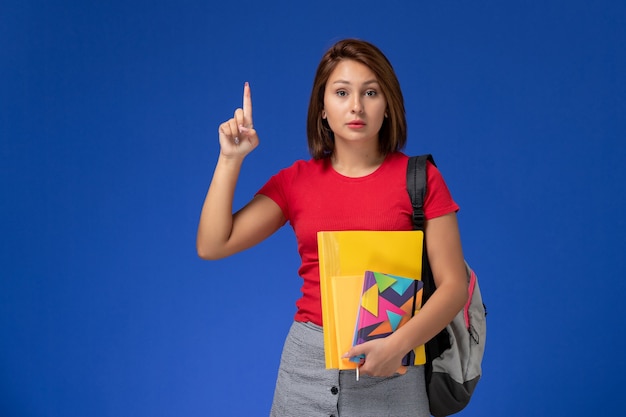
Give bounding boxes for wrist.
[386,330,415,360]
[217,152,245,166]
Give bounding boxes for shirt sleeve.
[424,161,460,220]
[256,167,291,220]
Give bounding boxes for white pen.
[356,366,360,381]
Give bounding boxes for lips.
[347,120,366,128]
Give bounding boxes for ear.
[322,110,327,119]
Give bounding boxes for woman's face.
[323,59,387,146]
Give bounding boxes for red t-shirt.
[257,152,459,325]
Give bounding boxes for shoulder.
[278,158,325,173]
[269,158,327,182]
[261,158,327,190]
[387,151,409,164]
[425,158,443,181]
[376,151,408,175]
[403,153,444,183]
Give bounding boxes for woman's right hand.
[218,82,259,158]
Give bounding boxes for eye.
[365,90,377,97]
[336,90,348,97]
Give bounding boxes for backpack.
[406,154,487,417]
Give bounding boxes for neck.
[331,145,386,178]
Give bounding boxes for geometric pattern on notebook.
[353,271,424,347]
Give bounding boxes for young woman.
[197,38,468,417]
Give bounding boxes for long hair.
[306,39,407,159]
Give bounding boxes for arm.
[344,212,468,376]
[196,82,285,260]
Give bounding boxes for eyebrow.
[331,79,380,86]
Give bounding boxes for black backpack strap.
[406,154,435,232]
[406,154,436,303]
[406,154,451,375]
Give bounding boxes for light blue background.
[2,1,625,415]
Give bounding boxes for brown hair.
[306,38,407,159]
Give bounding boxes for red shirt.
[257,152,459,325]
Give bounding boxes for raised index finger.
[243,81,253,128]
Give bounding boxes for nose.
[351,96,363,113]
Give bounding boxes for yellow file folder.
[317,230,426,370]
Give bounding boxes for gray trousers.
[270,321,430,417]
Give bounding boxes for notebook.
[350,270,425,366]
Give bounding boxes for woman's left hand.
[343,338,407,377]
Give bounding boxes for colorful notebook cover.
[317,230,425,370]
[351,271,425,366]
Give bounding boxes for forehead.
[327,59,379,84]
